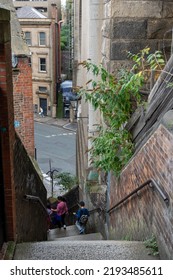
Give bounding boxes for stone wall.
[102,0,173,72]
[108,122,173,259]
[14,134,47,242]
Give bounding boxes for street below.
[34,121,76,197]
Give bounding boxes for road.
[34,122,76,176]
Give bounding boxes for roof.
[16,6,47,19]
[0,0,30,56]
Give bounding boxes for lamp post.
[46,160,60,197]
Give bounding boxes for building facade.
[16,5,60,117]
[14,0,61,117]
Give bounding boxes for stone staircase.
[13,225,159,260]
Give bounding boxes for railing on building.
[107,178,169,215]
[24,194,48,215]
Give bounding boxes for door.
[40,98,47,116]
[0,133,6,248]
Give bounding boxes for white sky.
[61,0,66,7]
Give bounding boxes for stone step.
[48,225,102,241]
[54,232,104,241]
[48,225,79,241]
[13,239,159,260]
[13,224,159,260]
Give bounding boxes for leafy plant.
[54,172,78,191]
[77,48,165,175]
[144,235,159,256]
[60,24,70,50]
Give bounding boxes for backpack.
[79,214,88,224]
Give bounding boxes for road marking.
[45,132,76,138]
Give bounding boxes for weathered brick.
[109,124,173,259]
[13,57,34,157]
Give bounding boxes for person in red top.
[56,196,68,229]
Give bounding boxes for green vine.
[77,48,165,175]
[54,172,78,191]
[144,234,159,256]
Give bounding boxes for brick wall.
[14,134,47,242]
[0,18,17,242]
[108,124,173,259]
[13,57,34,157]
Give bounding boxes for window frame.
[39,32,46,46]
[39,57,47,72]
[24,31,31,46]
[38,86,47,93]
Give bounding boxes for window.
[25,32,31,46]
[37,8,47,13]
[39,32,46,46]
[28,57,32,67]
[39,58,46,72]
[38,86,47,93]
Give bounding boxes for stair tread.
[53,232,104,241]
[13,239,159,260]
[48,225,102,241]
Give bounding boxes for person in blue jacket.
[73,201,90,234]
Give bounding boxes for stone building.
[14,0,61,117]
[13,0,61,18]
[74,0,173,259]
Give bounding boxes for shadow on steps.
[47,225,104,241]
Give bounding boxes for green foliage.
[78,48,165,175]
[54,172,78,191]
[144,235,159,256]
[60,24,70,50]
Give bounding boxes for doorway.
[39,98,47,116]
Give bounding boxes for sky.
[61,0,66,7]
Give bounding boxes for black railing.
[107,179,169,215]
[89,207,102,215]
[24,194,48,215]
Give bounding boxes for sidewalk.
[34,114,77,131]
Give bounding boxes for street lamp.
[46,160,60,197]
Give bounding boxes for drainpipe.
[57,20,64,84]
[51,3,58,117]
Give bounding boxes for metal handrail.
[24,194,48,215]
[107,179,169,215]
[89,207,102,214]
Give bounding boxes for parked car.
[60,80,78,104]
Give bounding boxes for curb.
[34,118,77,132]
